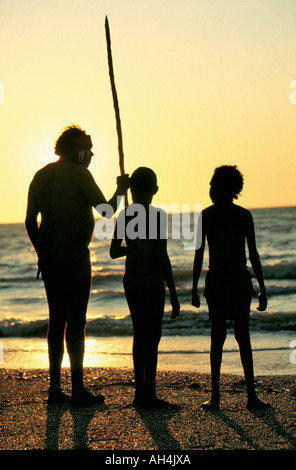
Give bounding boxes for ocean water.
[0,206,295,376]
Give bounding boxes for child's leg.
[143,318,162,400]
[124,277,166,405]
[233,317,256,400]
[209,318,227,404]
[124,278,147,403]
[234,317,270,409]
[132,331,145,402]
[132,329,160,402]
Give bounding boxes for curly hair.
[210,165,244,202]
[54,124,87,158]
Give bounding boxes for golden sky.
[1,0,296,224]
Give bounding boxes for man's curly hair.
[210,165,244,201]
[54,124,87,158]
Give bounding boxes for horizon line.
[0,204,295,226]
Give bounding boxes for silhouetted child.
[110,167,180,408]
[192,165,270,411]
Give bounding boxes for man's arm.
[246,211,267,311]
[25,183,39,252]
[106,175,130,214]
[82,170,130,216]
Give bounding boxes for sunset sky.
[1,0,296,224]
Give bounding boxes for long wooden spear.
[105,16,128,205]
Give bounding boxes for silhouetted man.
[25,125,129,405]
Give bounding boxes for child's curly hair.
[210,165,244,201]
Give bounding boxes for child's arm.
[164,253,180,320]
[192,240,205,308]
[192,211,205,308]
[246,212,267,311]
[109,212,127,259]
[110,236,127,259]
[160,239,180,319]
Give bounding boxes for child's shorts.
[123,273,165,340]
[204,268,254,321]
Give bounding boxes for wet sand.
[0,367,295,456]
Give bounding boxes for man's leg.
[62,262,104,405]
[47,316,66,390]
[64,266,89,396]
[44,275,68,402]
[66,317,86,396]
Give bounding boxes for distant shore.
[0,367,296,453]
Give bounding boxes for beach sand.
[0,367,296,456]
